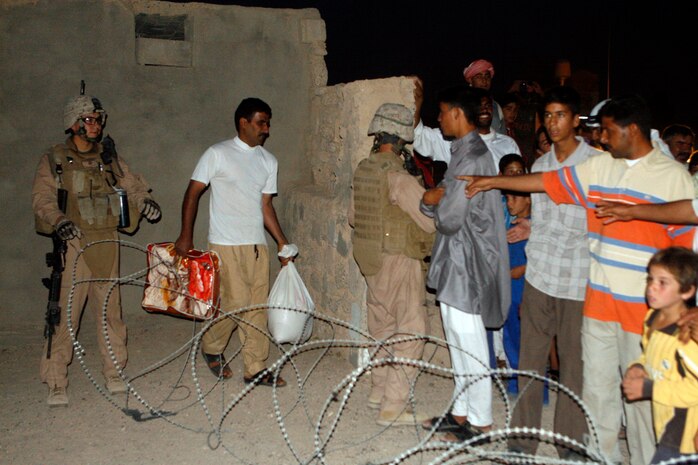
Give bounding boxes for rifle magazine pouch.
[142,242,220,321]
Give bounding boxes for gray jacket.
[420,130,511,327]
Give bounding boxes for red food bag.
[142,242,220,321]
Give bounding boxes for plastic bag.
[267,262,314,344]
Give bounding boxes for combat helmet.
[64,95,106,132]
[368,103,414,143]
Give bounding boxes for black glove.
[55,219,82,240]
[141,198,161,222]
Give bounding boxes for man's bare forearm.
[175,180,206,255]
[462,173,545,197]
[596,199,698,225]
[262,196,288,248]
[627,200,698,224]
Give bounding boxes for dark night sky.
[172,0,696,132]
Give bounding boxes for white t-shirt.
[192,136,278,246]
[413,120,520,167]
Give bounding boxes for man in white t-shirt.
[413,77,520,167]
[175,97,293,387]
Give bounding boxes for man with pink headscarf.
[463,59,506,135]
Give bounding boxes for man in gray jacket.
[420,85,510,440]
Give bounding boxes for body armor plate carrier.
[352,151,434,276]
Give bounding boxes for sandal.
[421,412,463,433]
[243,370,287,388]
[443,421,490,443]
[201,349,233,379]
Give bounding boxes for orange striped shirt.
[542,149,695,334]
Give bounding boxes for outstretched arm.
[595,199,698,225]
[411,78,452,164]
[459,173,545,198]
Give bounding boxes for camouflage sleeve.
[114,155,154,212]
[31,152,65,229]
[388,171,435,234]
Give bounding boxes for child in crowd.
[502,190,530,395]
[495,154,548,401]
[488,154,525,374]
[622,247,698,464]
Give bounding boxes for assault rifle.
[42,188,68,359]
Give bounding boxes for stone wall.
[0,0,445,367]
[281,77,445,365]
[0,0,326,332]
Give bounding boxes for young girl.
[622,247,698,463]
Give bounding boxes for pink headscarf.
[463,59,495,81]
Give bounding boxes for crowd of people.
[352,58,698,465]
[32,57,698,465]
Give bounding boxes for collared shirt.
[420,131,510,326]
[543,147,695,334]
[525,138,600,301]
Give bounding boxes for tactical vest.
[35,144,127,235]
[352,151,434,276]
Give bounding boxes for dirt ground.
[1,287,630,465]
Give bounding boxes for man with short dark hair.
[661,123,695,164]
[413,78,520,167]
[175,97,294,387]
[507,86,598,459]
[464,94,695,464]
[420,85,510,440]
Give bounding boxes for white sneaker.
[105,376,127,394]
[47,386,68,407]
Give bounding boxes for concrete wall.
[0,0,445,366]
[0,0,326,331]
[283,77,445,365]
